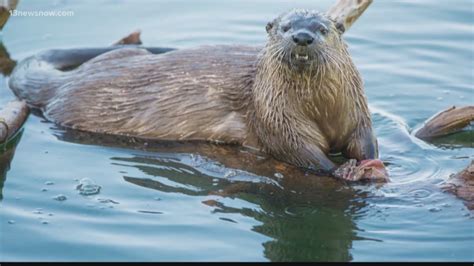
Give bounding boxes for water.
[0,0,473,262]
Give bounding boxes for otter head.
[265,9,345,68]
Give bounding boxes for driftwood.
[113,30,142,45]
[327,0,372,32]
[0,0,19,75]
[415,106,474,140]
[0,0,18,30]
[0,41,16,75]
[0,100,29,145]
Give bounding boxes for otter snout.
[291,30,316,61]
[292,31,314,46]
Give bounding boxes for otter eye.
[320,27,328,35]
[281,24,291,33]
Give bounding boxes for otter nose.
[292,32,314,46]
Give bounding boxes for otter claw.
[334,159,389,182]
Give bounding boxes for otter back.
[9,45,260,145]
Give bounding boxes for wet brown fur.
[9,10,377,173]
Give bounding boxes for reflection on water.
[0,148,15,200]
[428,130,473,149]
[113,154,363,261]
[0,130,23,200]
[0,0,473,262]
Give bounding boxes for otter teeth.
[295,54,308,60]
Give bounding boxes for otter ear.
[266,21,274,33]
[335,21,345,34]
[329,17,345,35]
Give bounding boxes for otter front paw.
[333,159,389,182]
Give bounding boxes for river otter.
[9,9,387,181]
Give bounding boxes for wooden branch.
[113,30,142,46]
[0,41,16,75]
[327,0,373,33]
[0,100,29,144]
[415,106,474,140]
[0,0,19,30]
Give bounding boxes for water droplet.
[76,178,101,196]
[45,181,54,185]
[48,213,54,216]
[41,188,48,192]
[8,220,15,224]
[153,197,162,201]
[53,194,67,201]
[42,221,49,225]
[436,97,443,101]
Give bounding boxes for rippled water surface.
[0,0,473,262]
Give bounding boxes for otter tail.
[8,46,175,108]
[9,50,71,109]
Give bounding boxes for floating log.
[0,136,19,199]
[0,100,29,145]
[415,106,474,140]
[327,0,372,32]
